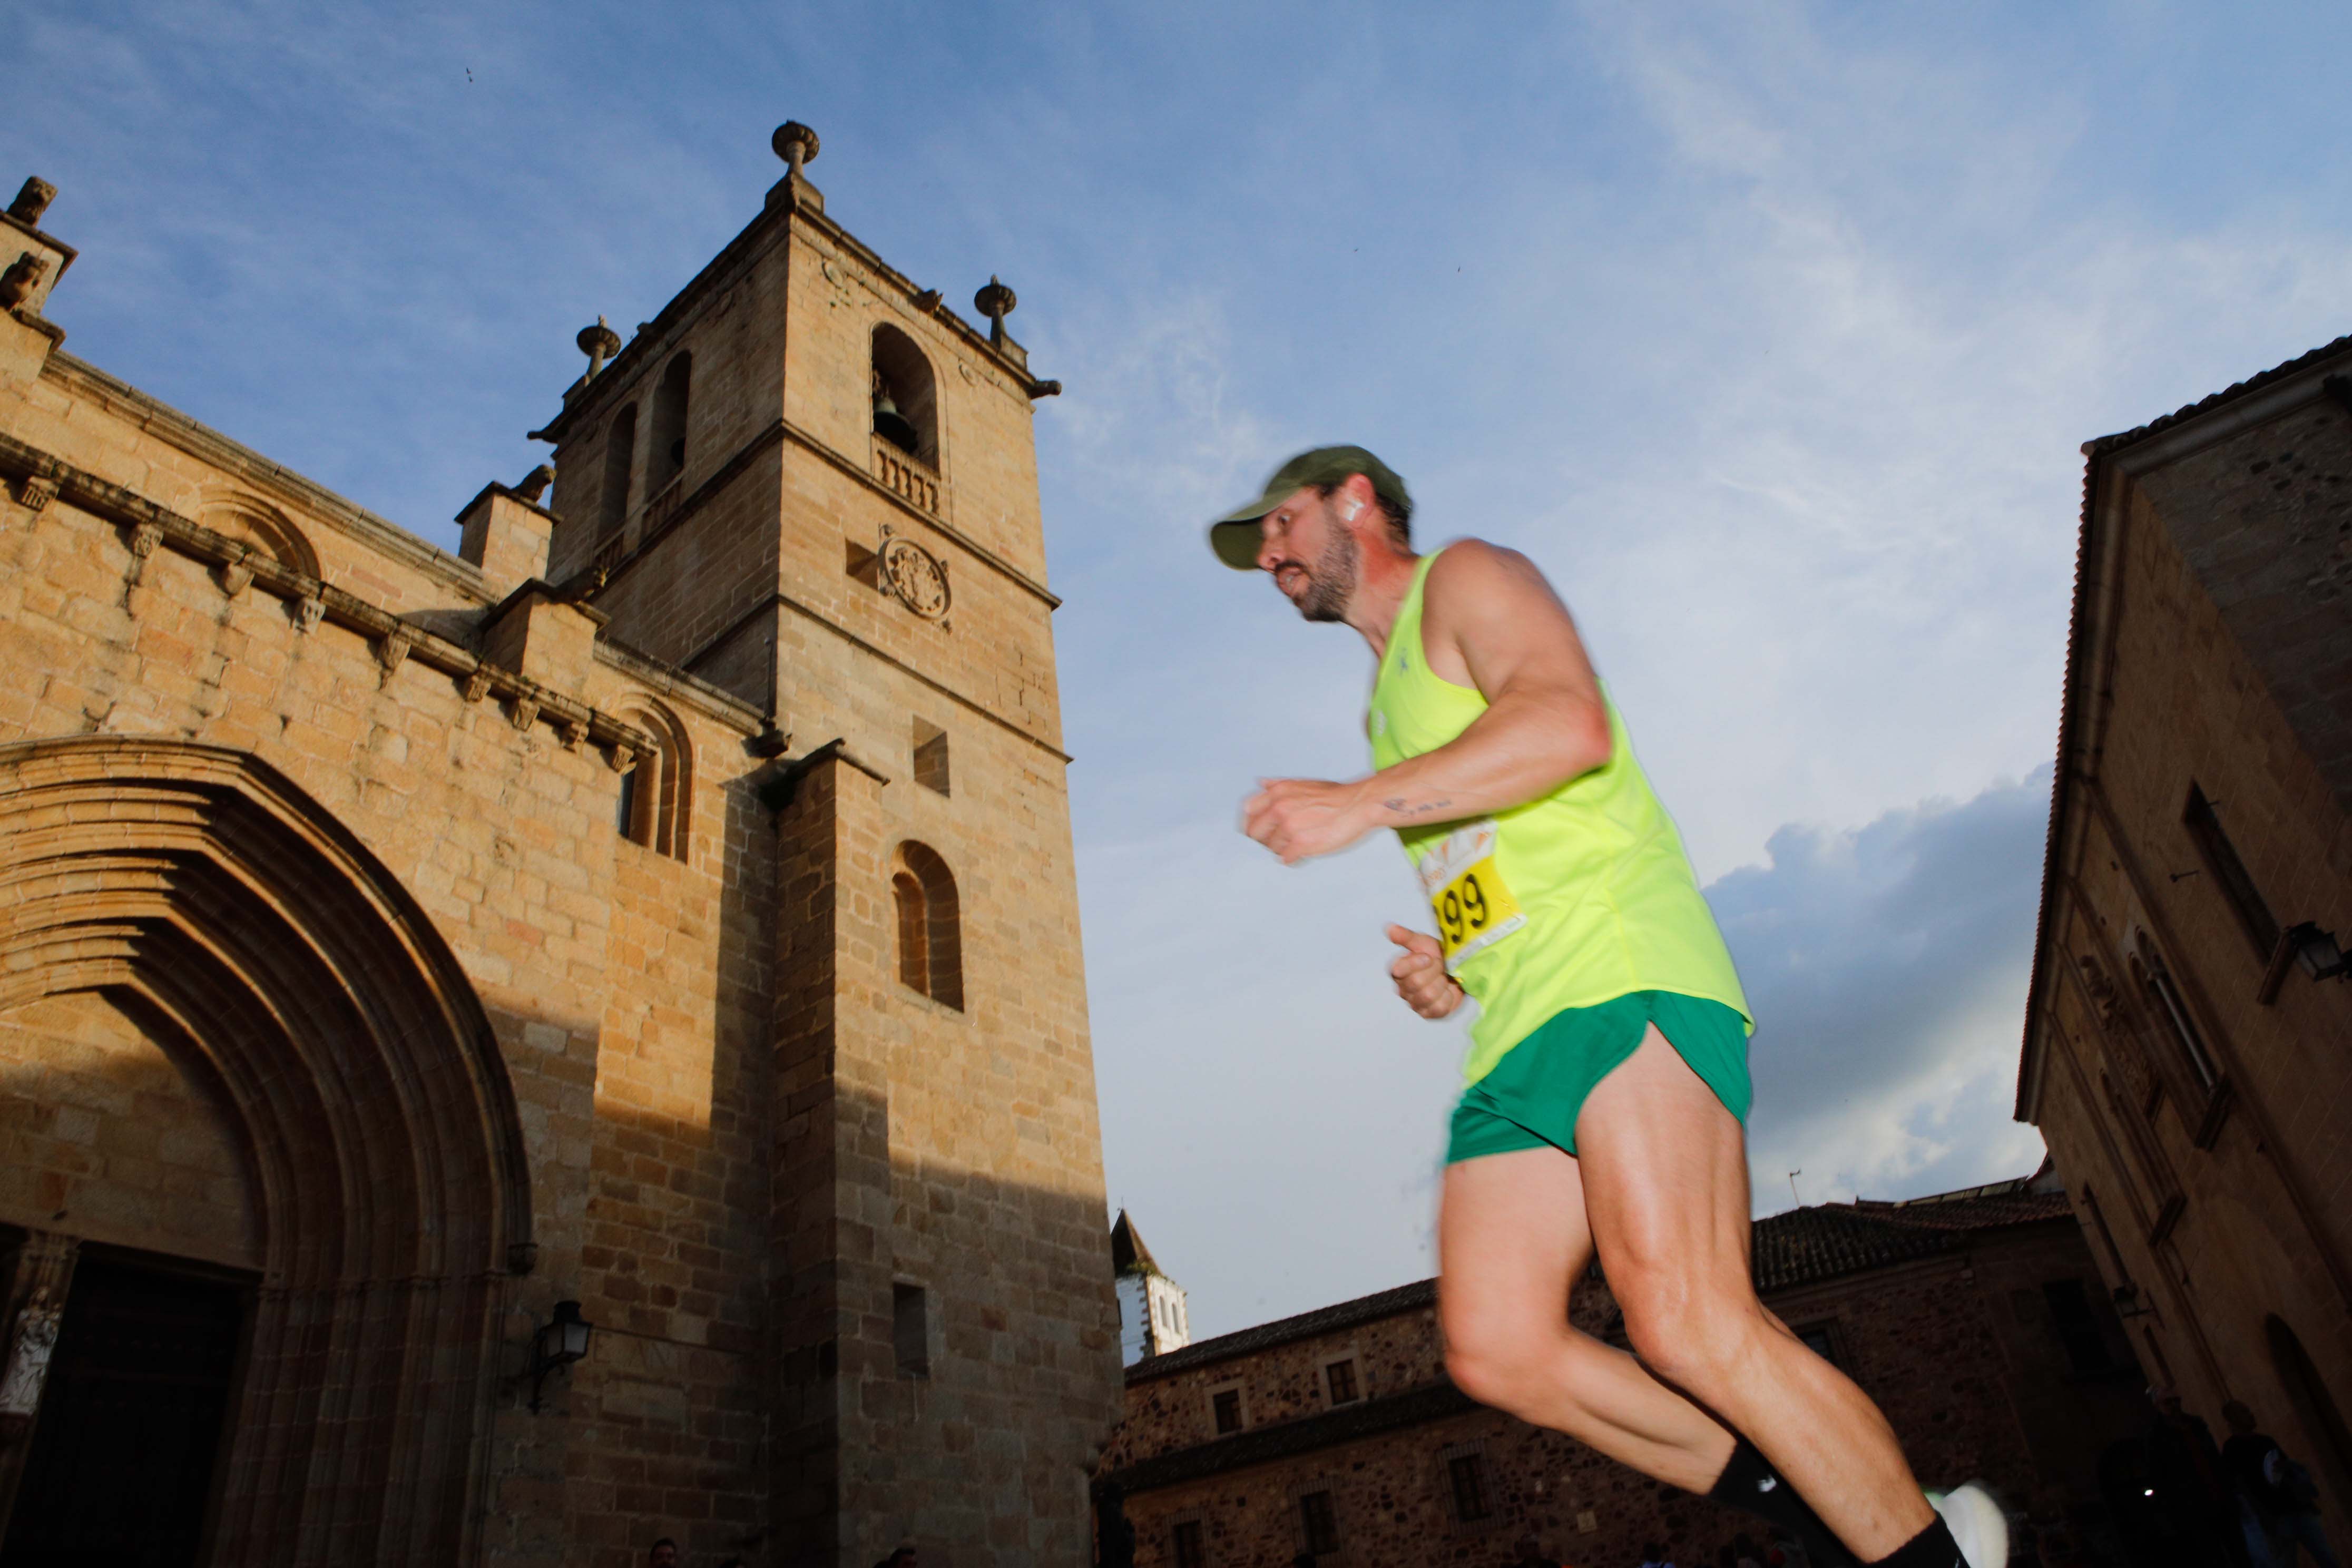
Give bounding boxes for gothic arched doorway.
[0,738,532,1563]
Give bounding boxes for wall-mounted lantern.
[528,1299,594,1413]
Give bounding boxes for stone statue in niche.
[0,1287,63,1444]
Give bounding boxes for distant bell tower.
[1111,1210,1191,1364]
[529,123,1116,1568]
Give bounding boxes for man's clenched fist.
[1386,923,1465,1019]
[1242,777,1374,864]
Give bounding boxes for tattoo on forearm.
[1382,797,1453,818]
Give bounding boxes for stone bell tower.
[530,124,1118,1567]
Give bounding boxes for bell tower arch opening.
[0,737,531,1563]
[870,323,939,470]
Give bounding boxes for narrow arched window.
[599,404,637,541]
[649,352,691,492]
[894,872,928,992]
[613,703,693,861]
[870,325,938,469]
[893,842,962,1009]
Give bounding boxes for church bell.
[873,385,920,455]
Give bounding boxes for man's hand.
[1243,777,1375,865]
[1386,924,1465,1019]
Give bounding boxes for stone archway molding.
[0,736,532,1564]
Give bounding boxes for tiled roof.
[1129,1174,2069,1385]
[1128,1278,1439,1383]
[2080,333,2352,458]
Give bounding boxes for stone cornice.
[0,430,657,765]
[592,637,763,733]
[41,351,497,605]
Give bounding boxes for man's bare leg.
[1578,1027,1935,1557]
[1438,1027,1937,1560]
[1439,1145,1733,1488]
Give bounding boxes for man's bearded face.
[1283,497,1359,623]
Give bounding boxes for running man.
[1213,447,2006,1568]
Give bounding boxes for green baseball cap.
[1207,445,1411,570]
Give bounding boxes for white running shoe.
[1926,1483,2008,1568]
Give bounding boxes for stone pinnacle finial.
[576,315,621,379]
[8,178,56,227]
[771,122,821,180]
[974,276,1017,348]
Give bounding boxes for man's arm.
[1244,541,1611,864]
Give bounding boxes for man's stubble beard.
[1294,518,1359,623]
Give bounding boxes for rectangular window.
[1447,1453,1491,1523]
[2042,1278,2112,1374]
[2184,786,2279,958]
[1172,1521,1205,1568]
[892,1283,929,1380]
[1324,1358,1359,1405]
[1299,1489,1340,1555]
[2140,950,2220,1090]
[913,719,951,796]
[1211,1388,1242,1434]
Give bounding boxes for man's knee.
[1442,1308,1557,1414]
[1615,1273,1758,1394]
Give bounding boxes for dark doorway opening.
[2,1256,246,1567]
[2267,1313,2352,1517]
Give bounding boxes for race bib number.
[1415,819,1527,971]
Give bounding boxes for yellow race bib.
[1415,819,1527,971]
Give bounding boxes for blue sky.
[21,1,2352,1335]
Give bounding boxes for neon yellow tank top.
[1368,548,1751,1084]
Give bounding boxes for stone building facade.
[2016,335,2352,1547]
[1096,1172,2152,1568]
[0,128,1121,1568]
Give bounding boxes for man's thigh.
[1572,1024,1754,1298]
[1438,1145,1594,1346]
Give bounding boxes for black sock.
[1706,1439,1859,1567]
[1867,1515,1964,1567]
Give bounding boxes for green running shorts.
[1445,990,1751,1163]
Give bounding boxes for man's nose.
[1255,523,1283,573]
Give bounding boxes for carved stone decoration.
[0,252,48,311]
[2077,953,2120,1028]
[7,178,56,226]
[558,718,587,752]
[507,696,539,733]
[376,628,413,678]
[463,668,494,704]
[0,1287,63,1432]
[15,475,56,513]
[513,464,555,504]
[217,558,252,597]
[603,741,637,773]
[291,596,325,635]
[123,522,161,585]
[881,536,950,620]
